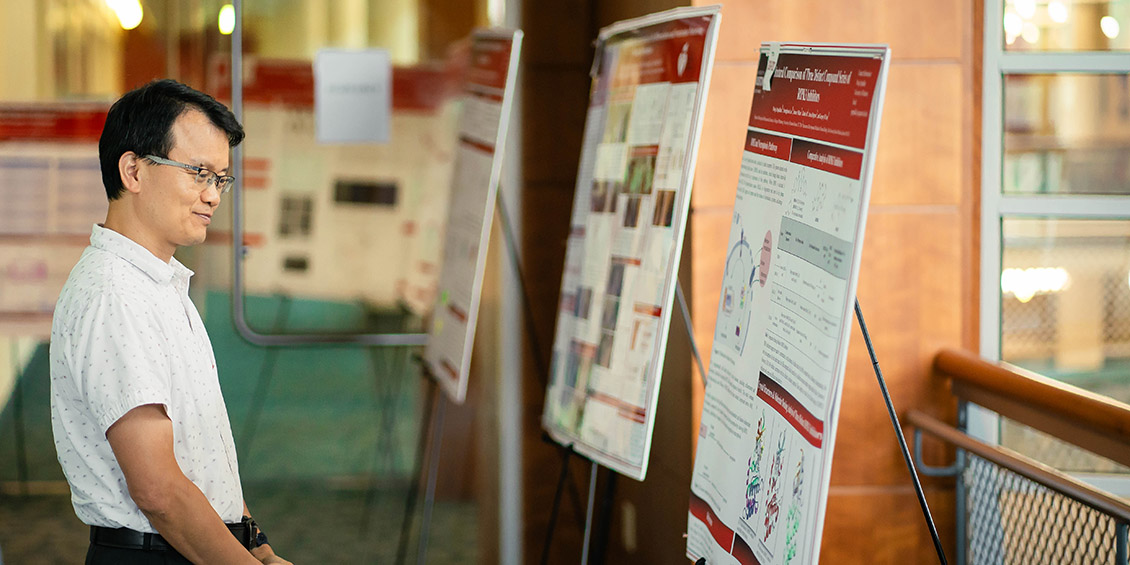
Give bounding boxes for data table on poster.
[424,29,522,403]
[687,43,890,565]
[541,6,721,481]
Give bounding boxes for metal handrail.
[908,410,1130,523]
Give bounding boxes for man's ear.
[119,152,143,195]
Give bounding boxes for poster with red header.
[542,6,721,481]
[687,43,890,565]
[424,28,522,403]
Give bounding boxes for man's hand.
[252,544,293,565]
[107,404,260,565]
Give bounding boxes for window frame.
[980,0,1130,439]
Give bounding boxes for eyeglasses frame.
[143,154,236,194]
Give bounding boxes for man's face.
[135,109,229,259]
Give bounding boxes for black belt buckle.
[234,516,253,549]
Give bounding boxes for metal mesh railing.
[964,453,1128,565]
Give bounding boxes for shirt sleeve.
[69,291,173,434]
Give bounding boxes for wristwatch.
[249,518,269,548]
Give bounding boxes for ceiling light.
[219,4,235,35]
[1101,16,1120,39]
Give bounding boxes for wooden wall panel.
[522,0,594,67]
[832,211,963,486]
[710,0,965,62]
[821,488,957,564]
[692,62,758,210]
[689,209,731,369]
[523,69,594,185]
[872,64,966,207]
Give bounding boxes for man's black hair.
[98,79,245,200]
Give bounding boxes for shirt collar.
[90,224,195,285]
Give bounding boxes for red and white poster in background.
[543,6,720,481]
[424,29,522,404]
[687,44,890,564]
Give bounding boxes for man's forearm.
[140,476,260,565]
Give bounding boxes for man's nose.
[201,183,221,206]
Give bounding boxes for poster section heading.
[424,30,522,403]
[542,6,720,481]
[686,44,888,565]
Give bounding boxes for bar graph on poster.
[423,28,522,403]
[687,43,890,565]
[542,6,721,481]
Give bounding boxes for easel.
[394,166,714,565]
[396,192,597,564]
[499,190,708,564]
[232,292,422,548]
[394,366,445,565]
[535,276,705,565]
[694,300,948,565]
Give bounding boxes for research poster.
[687,44,890,565]
[424,29,522,404]
[542,6,721,480]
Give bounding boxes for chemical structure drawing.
[783,453,806,564]
[763,431,786,544]
[829,189,854,234]
[743,414,767,520]
[719,217,759,355]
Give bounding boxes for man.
[50,79,291,565]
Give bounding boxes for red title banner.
[750,51,883,149]
[467,36,514,94]
[606,16,711,88]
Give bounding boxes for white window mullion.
[999,195,1130,218]
[982,0,1005,362]
[999,52,1130,74]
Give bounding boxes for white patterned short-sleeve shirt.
[50,224,244,532]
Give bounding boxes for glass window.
[1003,73,1130,195]
[1001,218,1130,392]
[998,217,1130,475]
[987,0,1130,478]
[1003,0,1130,51]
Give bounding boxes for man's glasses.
[143,155,236,194]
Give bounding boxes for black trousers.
[85,543,193,565]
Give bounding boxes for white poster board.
[423,29,523,403]
[542,6,721,481]
[686,44,890,565]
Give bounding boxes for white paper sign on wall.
[314,48,391,144]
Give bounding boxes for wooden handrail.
[907,410,1130,522]
[933,347,1130,468]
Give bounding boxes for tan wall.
[689,0,980,562]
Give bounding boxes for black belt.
[90,519,252,551]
